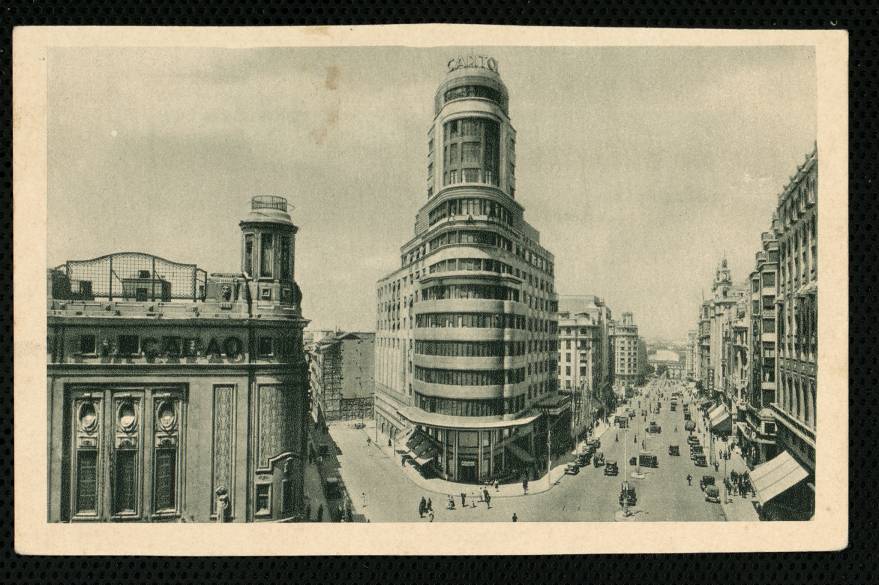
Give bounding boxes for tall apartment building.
[47,196,309,523]
[764,145,817,519]
[374,56,561,484]
[308,331,375,423]
[685,330,697,381]
[610,312,641,391]
[738,218,781,467]
[557,295,613,439]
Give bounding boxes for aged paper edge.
[13,24,849,555]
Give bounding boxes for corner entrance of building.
[457,458,477,483]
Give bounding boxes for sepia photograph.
[14,25,848,554]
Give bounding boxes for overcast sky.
[48,45,815,341]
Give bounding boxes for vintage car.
[704,485,721,503]
[576,451,591,467]
[687,435,701,445]
[700,475,717,490]
[604,460,619,476]
[593,451,605,467]
[565,462,580,475]
[645,422,662,434]
[690,445,705,458]
[693,454,708,467]
[619,482,637,507]
[668,444,680,456]
[684,412,692,421]
[614,415,629,428]
[638,452,658,468]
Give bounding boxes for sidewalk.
[711,437,760,521]
[302,460,333,522]
[361,419,614,499]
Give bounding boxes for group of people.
[418,485,498,521]
[726,470,755,498]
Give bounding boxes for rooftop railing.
[251,195,288,212]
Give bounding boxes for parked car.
[693,454,708,467]
[576,451,591,467]
[704,485,721,503]
[700,475,716,490]
[687,435,701,445]
[668,445,680,456]
[604,460,619,476]
[565,462,580,475]
[593,451,605,467]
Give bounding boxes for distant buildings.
[556,295,613,438]
[692,145,817,520]
[648,349,684,380]
[47,196,309,523]
[307,331,375,423]
[373,56,563,484]
[685,330,698,381]
[610,312,643,392]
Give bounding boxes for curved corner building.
[374,56,561,483]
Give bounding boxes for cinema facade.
[374,57,566,484]
[47,196,310,523]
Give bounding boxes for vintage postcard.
[14,25,848,554]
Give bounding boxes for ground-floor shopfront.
[375,392,562,483]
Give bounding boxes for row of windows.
[428,198,513,227]
[420,283,520,302]
[414,340,526,357]
[414,365,526,386]
[424,229,555,279]
[443,85,506,110]
[243,233,292,280]
[415,312,526,330]
[415,392,505,417]
[428,257,515,277]
[427,229,513,253]
[68,389,184,520]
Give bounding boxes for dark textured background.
[0,2,870,583]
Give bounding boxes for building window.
[244,234,254,275]
[258,337,275,357]
[118,335,140,356]
[255,483,272,516]
[280,235,292,280]
[260,288,272,301]
[762,272,776,288]
[80,334,97,355]
[260,233,274,278]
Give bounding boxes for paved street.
[329,378,726,522]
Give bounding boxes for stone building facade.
[47,196,309,523]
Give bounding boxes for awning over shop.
[414,454,435,466]
[749,450,810,505]
[507,442,536,464]
[709,405,731,433]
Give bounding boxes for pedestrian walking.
[427,498,432,512]
[484,490,491,509]
[419,496,426,517]
[714,461,719,472]
[366,437,371,448]
[494,479,500,492]
[471,492,478,508]
[686,473,692,486]
[522,478,529,495]
[460,492,466,507]
[512,513,518,522]
[316,503,324,522]
[361,491,367,507]
[388,438,392,448]
[428,510,435,522]
[447,495,455,510]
